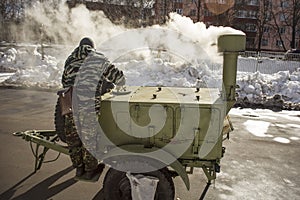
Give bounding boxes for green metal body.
[98,34,246,189]
[99,86,226,189]
[100,86,224,159]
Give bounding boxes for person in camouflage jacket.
[62,37,125,180]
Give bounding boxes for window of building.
[279,13,286,22]
[245,23,257,32]
[279,27,286,34]
[276,40,283,47]
[236,10,257,19]
[264,1,272,7]
[280,1,289,8]
[204,0,226,3]
[264,12,271,21]
[236,10,247,18]
[262,39,268,46]
[190,9,196,16]
[204,9,212,17]
[175,8,183,15]
[264,26,270,33]
[248,0,258,6]
[248,10,257,19]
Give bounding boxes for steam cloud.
[25,1,124,45]
[25,1,243,62]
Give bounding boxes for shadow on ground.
[0,166,76,200]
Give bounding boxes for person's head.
[79,37,94,48]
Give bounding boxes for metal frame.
[13,130,69,172]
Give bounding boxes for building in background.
[153,0,300,52]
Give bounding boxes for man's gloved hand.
[116,76,126,86]
[101,79,114,95]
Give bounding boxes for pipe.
[217,34,246,110]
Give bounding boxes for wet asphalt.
[0,88,299,200]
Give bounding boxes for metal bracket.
[193,128,200,154]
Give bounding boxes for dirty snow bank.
[1,45,300,110]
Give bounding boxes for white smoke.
[25,1,125,46]
[25,1,243,61]
[1,1,246,90]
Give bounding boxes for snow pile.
[0,46,61,88]
[1,45,299,110]
[114,58,221,88]
[0,46,221,89]
[237,69,300,102]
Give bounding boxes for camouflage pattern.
[74,50,124,115]
[62,43,125,172]
[64,113,98,171]
[62,45,93,88]
[73,48,125,162]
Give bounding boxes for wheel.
[54,97,66,143]
[103,158,175,200]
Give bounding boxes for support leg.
[33,144,49,173]
[199,181,211,200]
